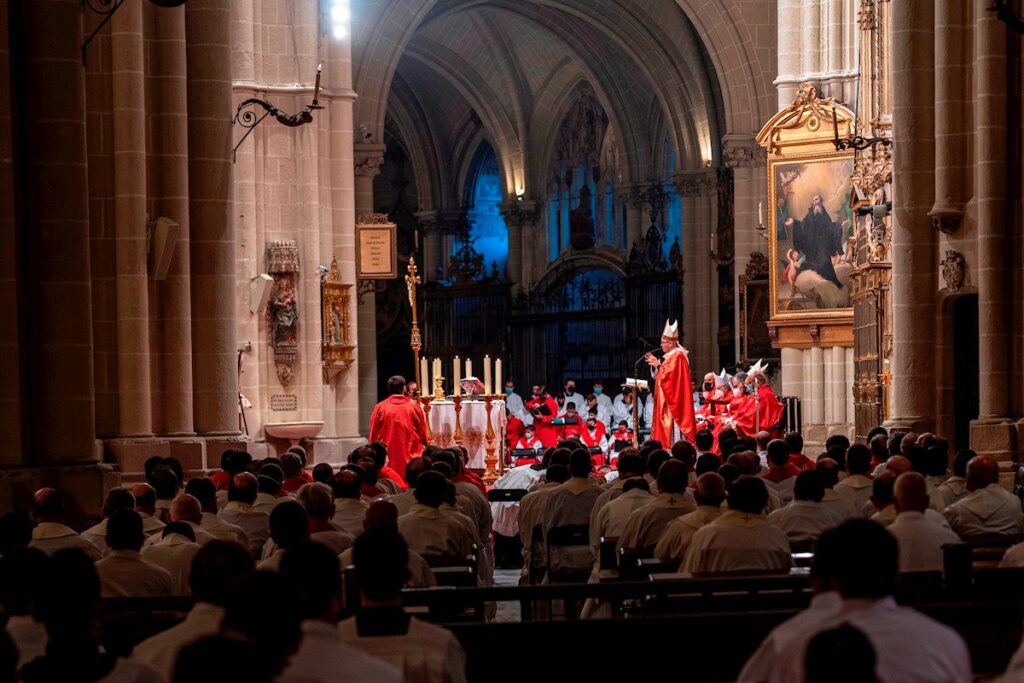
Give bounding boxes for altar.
[423,398,507,472]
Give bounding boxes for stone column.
[780,347,804,404]
[801,0,821,82]
[808,347,825,428]
[499,202,522,287]
[885,0,936,433]
[149,5,195,439]
[676,169,718,374]
[186,0,239,437]
[776,0,803,106]
[111,0,153,437]
[354,143,384,434]
[415,211,438,282]
[0,4,22,466]
[831,346,848,427]
[723,137,766,356]
[929,0,971,232]
[823,347,835,426]
[18,0,97,463]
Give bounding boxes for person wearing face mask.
[503,379,530,426]
[592,381,613,412]
[579,414,609,466]
[525,385,560,448]
[585,393,613,429]
[557,402,585,440]
[612,387,636,430]
[559,380,586,418]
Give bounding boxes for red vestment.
[579,423,608,467]
[525,396,560,447]
[506,417,525,449]
[764,462,801,483]
[559,414,585,440]
[731,385,785,437]
[380,465,409,491]
[790,452,814,471]
[652,347,697,445]
[281,476,306,494]
[209,471,231,491]
[368,395,428,476]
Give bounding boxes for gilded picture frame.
[321,258,354,378]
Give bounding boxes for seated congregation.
[2,429,1024,681]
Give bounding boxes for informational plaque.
[356,213,397,279]
[270,394,298,411]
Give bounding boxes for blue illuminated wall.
[457,141,508,278]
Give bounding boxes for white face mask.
[732,386,743,397]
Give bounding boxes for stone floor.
[492,568,522,622]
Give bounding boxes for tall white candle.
[434,358,441,391]
[495,359,502,394]
[466,358,473,380]
[483,355,492,395]
[758,201,764,226]
[454,356,461,396]
[419,358,428,394]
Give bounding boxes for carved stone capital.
[722,138,765,169]
[354,143,386,177]
[929,206,962,234]
[673,169,718,197]
[499,200,541,229]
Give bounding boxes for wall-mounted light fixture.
[231,64,323,161]
[81,0,187,63]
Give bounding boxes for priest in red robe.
[368,375,429,477]
[731,363,785,437]
[525,385,560,447]
[645,320,697,446]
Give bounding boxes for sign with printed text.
[356,214,397,279]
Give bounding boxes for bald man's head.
[228,472,259,505]
[693,473,727,507]
[131,483,157,514]
[815,457,840,488]
[32,488,63,522]
[364,500,398,531]
[170,494,203,526]
[966,455,1000,492]
[884,455,911,478]
[893,472,929,514]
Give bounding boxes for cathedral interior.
[0,0,1021,518]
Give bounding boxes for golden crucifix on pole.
[405,258,422,391]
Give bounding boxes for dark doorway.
[951,294,979,452]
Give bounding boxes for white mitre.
[661,319,679,342]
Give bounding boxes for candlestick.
[483,355,492,395]
[495,359,502,392]
[454,356,461,396]
[313,63,322,105]
[466,358,473,380]
[483,395,498,485]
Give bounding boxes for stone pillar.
[831,346,847,427]
[801,0,821,82]
[971,1,1015,460]
[186,0,238,437]
[0,4,22,466]
[500,199,537,290]
[111,0,153,438]
[415,211,438,282]
[354,144,384,434]
[18,0,98,463]
[808,347,825,427]
[780,347,804,403]
[886,0,936,433]
[723,137,766,356]
[148,4,195,439]
[676,170,718,374]
[776,0,803,106]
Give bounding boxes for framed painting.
[767,153,855,320]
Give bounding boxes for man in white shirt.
[253,463,287,515]
[541,449,604,579]
[339,527,468,683]
[28,488,101,560]
[655,472,726,563]
[279,542,403,682]
[95,509,174,598]
[558,378,586,418]
[132,540,253,680]
[259,501,311,571]
[130,483,168,538]
[888,472,962,573]
[834,443,874,513]
[185,478,249,548]
[0,548,49,668]
[397,471,476,558]
[945,455,1023,537]
[768,470,844,544]
[743,519,971,683]
[618,459,696,551]
[681,477,792,576]
[141,523,200,594]
[503,379,531,426]
[82,487,137,557]
[296,482,355,554]
[332,465,371,535]
[937,448,973,509]
[218,472,271,558]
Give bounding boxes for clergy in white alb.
[768,470,844,545]
[332,467,372,537]
[944,455,1024,538]
[95,510,174,598]
[680,478,791,577]
[539,451,604,578]
[833,444,874,513]
[887,473,962,573]
[937,449,972,509]
[28,488,102,561]
[218,472,272,558]
[140,525,201,595]
[81,487,139,557]
[815,458,859,522]
[185,478,250,548]
[616,460,695,552]
[516,467,568,582]
[397,472,476,559]
[654,472,726,564]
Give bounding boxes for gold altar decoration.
[453,395,464,444]
[321,258,354,381]
[405,258,423,390]
[483,395,499,484]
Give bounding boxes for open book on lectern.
[624,378,649,391]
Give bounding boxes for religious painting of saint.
[768,155,855,319]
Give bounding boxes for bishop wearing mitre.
[644,320,697,445]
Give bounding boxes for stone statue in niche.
[569,183,595,250]
[270,274,298,347]
[266,240,300,386]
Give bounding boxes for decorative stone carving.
[500,201,541,229]
[745,251,769,279]
[722,140,765,169]
[266,240,300,385]
[852,143,892,196]
[673,169,717,197]
[941,250,966,293]
[929,208,962,234]
[322,258,355,381]
[858,0,877,30]
[354,152,384,177]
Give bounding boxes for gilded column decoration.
[322,258,355,381]
[267,240,300,385]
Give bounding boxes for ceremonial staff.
[405,259,422,391]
